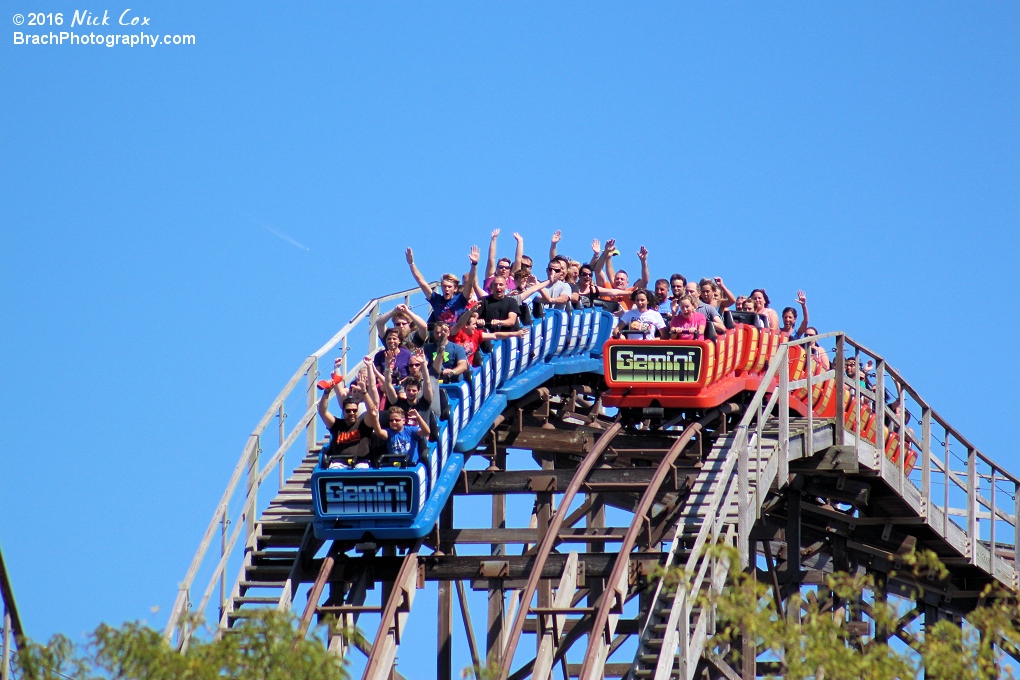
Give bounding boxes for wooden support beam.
[790,445,859,473]
[438,501,454,680]
[454,468,691,496]
[533,552,579,680]
[785,489,802,613]
[586,493,605,608]
[363,543,423,680]
[495,426,678,457]
[487,441,507,668]
[253,552,669,584]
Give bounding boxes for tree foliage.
[658,545,1020,680]
[14,611,350,680]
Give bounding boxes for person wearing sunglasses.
[535,256,574,311]
[574,263,631,310]
[482,229,524,294]
[592,239,651,314]
[317,380,373,470]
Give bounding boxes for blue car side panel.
[454,394,507,453]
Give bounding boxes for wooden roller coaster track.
[166,286,1020,679]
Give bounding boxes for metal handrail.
[0,544,23,680]
[164,285,429,646]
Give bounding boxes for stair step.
[234,596,281,605]
[251,550,298,562]
[240,581,285,590]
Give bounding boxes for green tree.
[15,611,352,680]
[662,545,1020,680]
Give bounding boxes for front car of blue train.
[310,306,615,543]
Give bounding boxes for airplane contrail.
[260,222,310,251]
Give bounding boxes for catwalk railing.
[737,331,1019,585]
[163,285,430,648]
[642,330,1019,679]
[0,544,23,680]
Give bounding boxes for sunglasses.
[497,263,511,269]
[344,408,359,414]
[520,262,532,268]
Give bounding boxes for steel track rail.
[577,406,737,680]
[496,422,624,680]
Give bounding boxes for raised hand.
[405,247,414,265]
[551,230,562,244]
[363,355,374,367]
[469,245,480,265]
[395,303,408,314]
[796,290,807,305]
[407,409,419,425]
[605,238,617,254]
[637,245,649,261]
[513,232,523,243]
[490,228,500,240]
[714,276,724,287]
[591,238,601,255]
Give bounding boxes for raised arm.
[317,388,336,429]
[375,308,397,339]
[593,238,615,287]
[405,248,434,298]
[795,290,810,338]
[398,304,429,343]
[463,245,480,303]
[430,339,447,378]
[485,229,499,280]
[362,357,381,410]
[365,405,385,438]
[408,408,430,440]
[588,238,601,268]
[635,246,650,289]
[714,277,737,310]
[382,363,399,404]
[549,230,561,261]
[511,232,525,273]
[417,354,434,403]
[449,302,477,337]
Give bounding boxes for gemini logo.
[609,344,702,383]
[323,477,413,515]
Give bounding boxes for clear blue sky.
[1,1,1017,676]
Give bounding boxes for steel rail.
[578,406,737,680]
[495,422,623,680]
